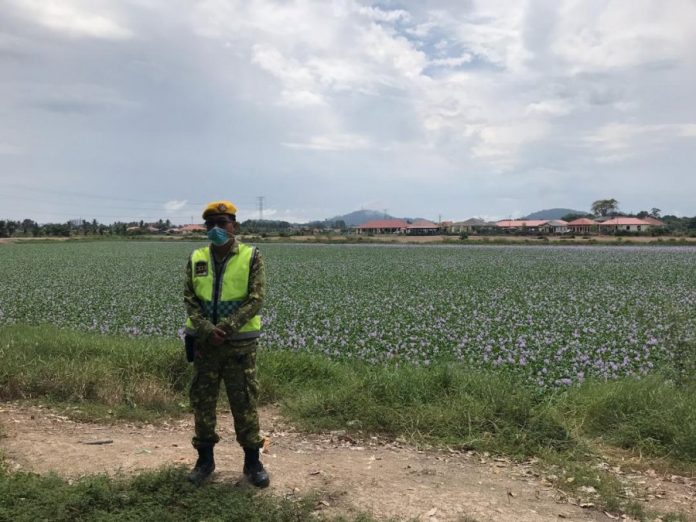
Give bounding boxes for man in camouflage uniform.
[184,200,269,488]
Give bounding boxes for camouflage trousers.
[189,339,264,450]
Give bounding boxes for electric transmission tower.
[257,196,265,221]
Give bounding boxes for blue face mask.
[207,226,230,246]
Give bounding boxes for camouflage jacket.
[184,240,266,346]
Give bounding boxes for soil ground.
[1,404,694,521]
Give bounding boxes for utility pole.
[257,196,265,221]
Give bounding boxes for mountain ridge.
[522,208,588,220]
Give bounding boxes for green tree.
[21,218,36,235]
[561,213,586,222]
[591,198,619,217]
[6,220,18,236]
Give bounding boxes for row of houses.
[493,216,666,234]
[124,224,207,235]
[163,216,667,236]
[355,216,666,235]
[354,219,441,235]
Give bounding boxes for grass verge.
[1,325,694,519]
[1,324,695,463]
[0,463,320,522]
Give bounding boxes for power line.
[1,185,267,222]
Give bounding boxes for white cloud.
[0,142,23,155]
[282,133,372,151]
[164,200,187,212]
[470,121,549,169]
[525,100,573,117]
[9,0,132,40]
[585,123,696,162]
[429,54,473,68]
[2,0,695,220]
[353,4,410,23]
[553,0,696,73]
[679,125,696,138]
[428,2,531,72]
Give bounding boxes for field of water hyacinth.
[1,241,694,390]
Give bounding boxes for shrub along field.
[1,241,695,519]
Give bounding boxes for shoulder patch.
[194,260,209,277]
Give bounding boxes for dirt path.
[1,404,693,521]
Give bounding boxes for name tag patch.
[194,261,209,277]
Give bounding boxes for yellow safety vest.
[185,243,261,341]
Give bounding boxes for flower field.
[2,241,695,388]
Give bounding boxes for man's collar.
[210,238,239,258]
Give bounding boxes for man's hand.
[210,326,227,346]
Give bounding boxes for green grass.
[1,325,694,520]
[2,325,695,464]
[0,325,189,419]
[262,351,574,456]
[0,325,573,457]
[556,378,696,461]
[0,464,319,522]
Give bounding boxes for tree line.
[2,200,696,238]
[558,199,696,234]
[0,217,351,238]
[0,218,173,238]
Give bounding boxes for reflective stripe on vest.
[185,243,261,340]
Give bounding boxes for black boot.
[243,447,270,488]
[188,446,215,486]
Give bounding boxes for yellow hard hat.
[202,200,238,220]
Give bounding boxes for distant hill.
[326,209,395,226]
[523,208,588,220]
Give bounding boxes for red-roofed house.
[407,219,440,235]
[448,218,494,233]
[641,216,666,228]
[176,224,206,234]
[496,220,548,231]
[567,218,598,234]
[356,219,409,234]
[355,219,440,235]
[539,220,569,234]
[598,217,652,232]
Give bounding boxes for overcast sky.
[1,0,695,224]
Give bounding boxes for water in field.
[2,241,695,387]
